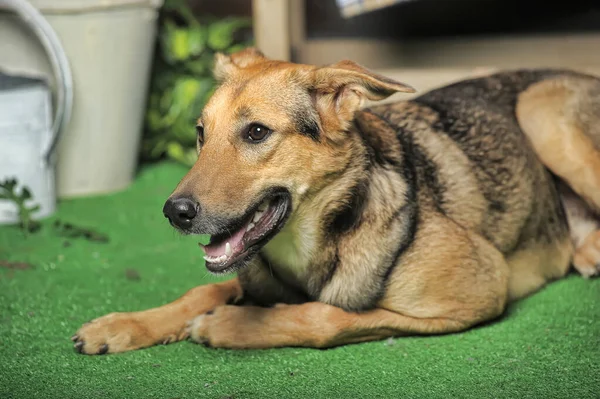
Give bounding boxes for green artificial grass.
[1,161,599,399]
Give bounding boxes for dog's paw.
[186,308,219,347]
[573,230,600,278]
[71,312,159,355]
[186,306,247,348]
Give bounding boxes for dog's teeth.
[225,242,232,256]
[253,211,263,223]
[258,201,268,212]
[215,254,226,263]
[247,222,255,232]
[203,254,227,263]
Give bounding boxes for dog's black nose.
[163,197,198,230]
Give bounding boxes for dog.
[71,48,600,354]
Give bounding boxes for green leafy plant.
[141,0,253,166]
[0,178,41,233]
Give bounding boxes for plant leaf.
[187,25,207,57]
[207,18,251,51]
[161,20,191,64]
[21,187,32,200]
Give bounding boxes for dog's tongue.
[202,225,246,257]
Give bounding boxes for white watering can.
[0,0,72,224]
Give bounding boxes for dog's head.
[163,48,414,273]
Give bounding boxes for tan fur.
[72,50,600,354]
[517,77,600,278]
[517,77,600,212]
[380,213,509,324]
[573,231,600,278]
[506,238,573,300]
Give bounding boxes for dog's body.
[72,50,600,354]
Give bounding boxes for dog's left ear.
[214,47,267,81]
[312,60,415,124]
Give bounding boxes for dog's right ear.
[214,47,267,81]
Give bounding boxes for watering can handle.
[0,0,73,164]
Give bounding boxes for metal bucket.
[0,0,72,224]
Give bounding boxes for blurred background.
[1,0,600,223]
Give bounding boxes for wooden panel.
[252,0,291,61]
[402,34,600,68]
[289,0,306,62]
[295,39,406,68]
[294,33,600,70]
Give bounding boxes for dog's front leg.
[186,302,470,349]
[72,278,242,354]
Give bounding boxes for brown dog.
[72,48,600,354]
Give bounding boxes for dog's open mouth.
[199,192,291,274]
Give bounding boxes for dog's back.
[367,69,600,298]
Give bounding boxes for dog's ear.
[214,47,267,81]
[312,60,415,125]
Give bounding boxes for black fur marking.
[296,114,320,141]
[354,112,403,169]
[489,200,507,213]
[257,252,310,301]
[377,111,445,214]
[292,103,320,141]
[413,100,462,140]
[318,249,340,292]
[377,126,419,302]
[325,178,370,237]
[347,205,418,312]
[551,174,570,228]
[411,99,509,216]
[239,288,271,307]
[360,135,384,167]
[383,203,419,283]
[396,129,417,199]
[411,142,447,214]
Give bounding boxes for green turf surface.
[1,161,599,399]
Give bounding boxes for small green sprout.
[0,178,41,233]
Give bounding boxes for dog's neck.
[262,112,410,297]
[261,132,366,281]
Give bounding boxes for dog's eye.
[244,124,271,143]
[196,125,204,144]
